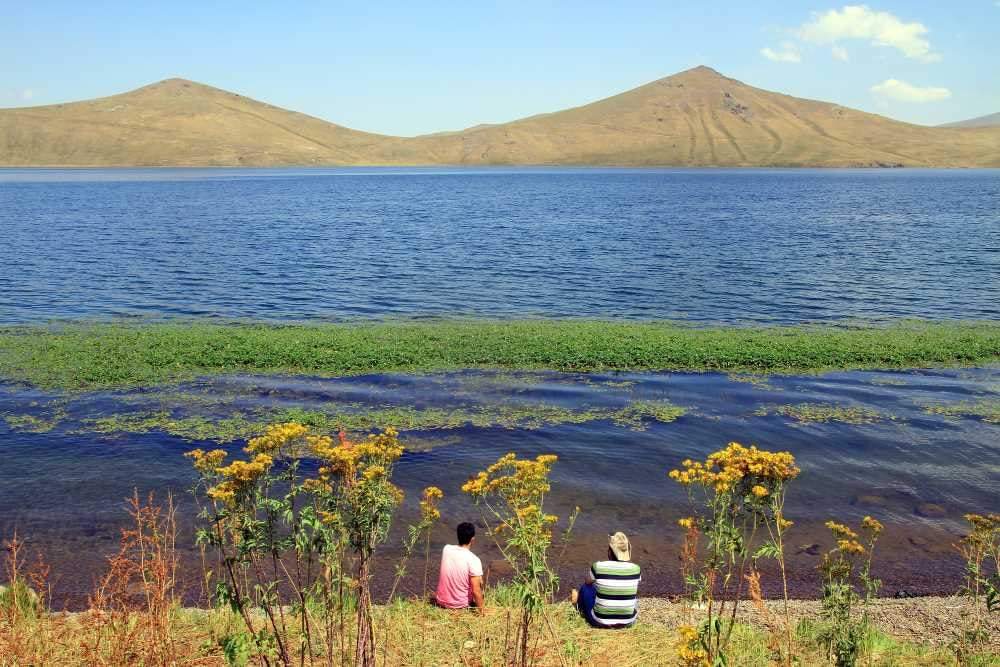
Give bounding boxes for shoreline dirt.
[639,596,1000,648]
[19,517,976,610]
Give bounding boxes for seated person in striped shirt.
[570,531,640,628]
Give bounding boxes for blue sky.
[3,1,998,135]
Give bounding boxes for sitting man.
[571,531,640,628]
[435,521,485,613]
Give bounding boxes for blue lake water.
[1,367,998,605]
[1,167,998,324]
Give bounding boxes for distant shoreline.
[3,163,993,170]
[1,319,997,390]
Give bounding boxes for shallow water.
[1,167,999,324]
[2,367,997,606]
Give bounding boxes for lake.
[1,367,998,606]
[1,167,998,607]
[1,167,998,324]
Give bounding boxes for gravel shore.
[639,595,1000,648]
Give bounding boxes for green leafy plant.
[0,533,45,623]
[386,486,443,603]
[814,516,882,667]
[219,631,254,666]
[5,320,999,390]
[953,513,999,663]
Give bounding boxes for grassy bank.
[4,595,997,666]
[1,320,998,390]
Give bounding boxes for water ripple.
[0,167,998,324]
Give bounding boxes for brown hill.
[0,78,408,167]
[2,67,999,167]
[939,112,1000,129]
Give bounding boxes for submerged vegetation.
[2,411,65,433]
[1,319,998,390]
[754,403,885,425]
[2,427,997,665]
[49,399,686,443]
[923,399,1000,424]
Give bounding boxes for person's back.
[573,531,640,628]
[435,522,485,611]
[589,558,641,627]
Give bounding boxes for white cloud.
[21,89,34,101]
[799,5,940,62]
[832,46,850,61]
[870,79,951,102]
[760,41,802,63]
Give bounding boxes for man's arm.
[470,575,485,613]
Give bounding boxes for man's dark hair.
[457,522,476,546]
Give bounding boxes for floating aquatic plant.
[2,410,68,433]
[79,399,687,443]
[2,319,998,390]
[923,400,1000,424]
[754,403,884,425]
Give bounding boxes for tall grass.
[1,319,998,390]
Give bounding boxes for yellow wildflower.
[670,442,799,492]
[216,453,272,482]
[206,481,237,506]
[307,434,336,458]
[861,515,883,535]
[354,427,404,461]
[516,504,540,519]
[388,483,404,505]
[837,539,865,555]
[318,510,341,525]
[964,513,1000,531]
[302,478,332,494]
[246,421,310,455]
[419,486,444,522]
[751,485,769,498]
[462,472,489,495]
[675,625,708,666]
[825,521,858,540]
[678,516,696,530]
[185,448,227,474]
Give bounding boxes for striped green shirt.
[590,560,641,627]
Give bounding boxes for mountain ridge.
[939,111,1000,129]
[3,67,999,167]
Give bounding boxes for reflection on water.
[1,366,998,605]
